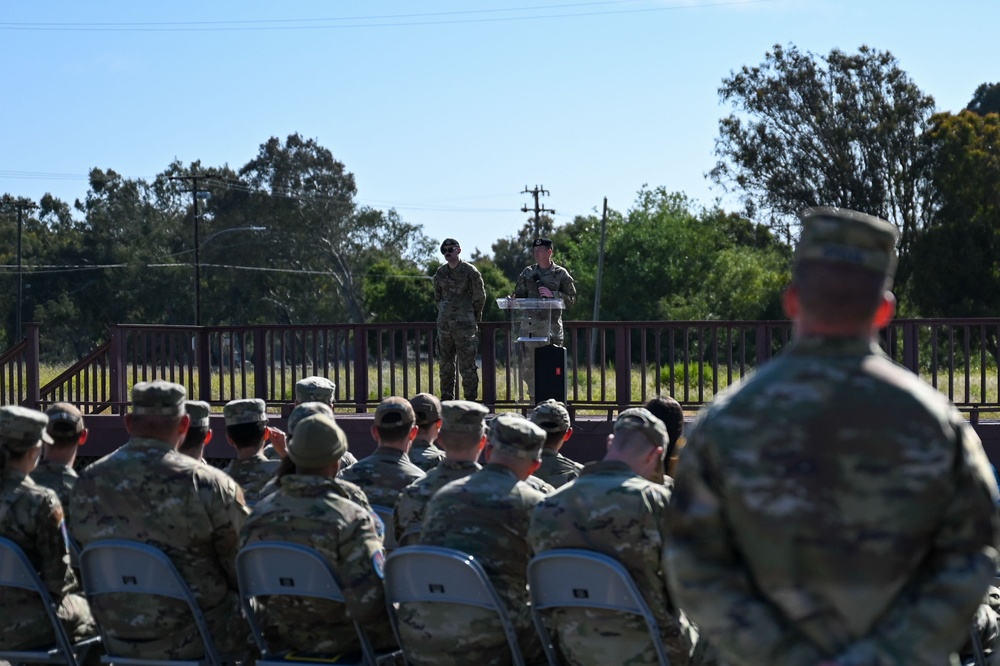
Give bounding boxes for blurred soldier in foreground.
[666,208,1000,666]
[644,394,686,482]
[70,381,251,660]
[240,413,397,654]
[393,399,488,546]
[402,413,547,666]
[433,238,486,401]
[529,408,700,665]
[339,396,424,508]
[0,405,95,651]
[408,392,446,472]
[222,398,280,504]
[529,398,581,488]
[177,400,212,461]
[30,402,88,511]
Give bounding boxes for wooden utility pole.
[1,195,37,341]
[591,197,608,364]
[520,185,555,238]
[169,175,211,326]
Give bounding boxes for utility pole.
[520,185,555,239]
[590,197,608,365]
[169,175,211,326]
[1,195,37,341]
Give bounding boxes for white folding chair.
[78,539,223,666]
[0,536,99,665]
[236,541,400,666]
[527,548,672,666]
[383,545,525,666]
[370,505,396,551]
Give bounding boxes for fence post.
[615,324,630,411]
[197,327,212,402]
[24,322,40,409]
[901,321,919,373]
[253,327,268,401]
[109,325,124,414]
[480,323,497,409]
[353,326,369,413]
[756,324,771,366]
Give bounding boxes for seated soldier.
[263,376,357,468]
[529,399,581,488]
[407,393,446,472]
[177,400,212,461]
[222,399,280,504]
[30,402,88,514]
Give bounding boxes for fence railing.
[7,318,1000,418]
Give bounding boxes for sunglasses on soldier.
[441,246,458,255]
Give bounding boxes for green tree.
[362,259,435,322]
[489,215,555,283]
[967,83,1000,116]
[472,257,514,322]
[711,43,935,290]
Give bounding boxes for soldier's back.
[338,447,424,508]
[393,459,480,545]
[534,449,583,489]
[224,452,280,503]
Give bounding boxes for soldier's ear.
[873,291,896,328]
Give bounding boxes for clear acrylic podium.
[496,297,566,403]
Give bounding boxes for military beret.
[132,380,186,417]
[533,237,553,249]
[295,376,336,405]
[287,413,347,468]
[615,408,668,449]
[530,399,571,433]
[440,238,461,251]
[287,401,335,438]
[184,401,211,428]
[374,396,415,429]
[410,393,442,426]
[0,405,52,452]
[45,402,85,437]
[489,413,545,460]
[441,400,488,434]
[795,207,899,280]
[224,398,268,426]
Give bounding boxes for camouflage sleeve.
[337,510,388,625]
[34,493,77,600]
[433,268,444,305]
[393,486,416,544]
[203,474,251,590]
[555,268,576,307]
[513,267,530,298]
[665,434,826,665]
[470,264,486,320]
[830,421,1000,666]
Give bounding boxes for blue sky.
[2,0,998,258]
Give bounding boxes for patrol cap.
[0,405,52,451]
[440,400,488,434]
[410,393,442,426]
[374,396,415,429]
[489,413,545,460]
[794,207,899,280]
[287,401,335,438]
[615,408,668,449]
[533,238,553,249]
[45,402,85,438]
[223,399,268,426]
[530,399,571,433]
[184,401,211,428]
[286,413,347,468]
[440,238,460,252]
[295,376,336,405]
[132,381,186,417]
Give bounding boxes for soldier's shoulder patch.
[373,549,386,580]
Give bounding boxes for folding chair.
[236,541,400,666]
[527,548,672,666]
[370,505,396,551]
[0,536,100,666]
[383,545,525,666]
[78,539,223,666]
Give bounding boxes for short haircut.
[543,431,565,449]
[793,261,887,325]
[644,395,683,460]
[612,428,664,458]
[226,422,267,449]
[179,425,210,452]
[48,432,84,448]
[437,429,482,452]
[376,424,412,443]
[129,413,185,439]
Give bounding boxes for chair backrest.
[371,505,396,550]
[78,539,222,666]
[528,549,671,666]
[383,545,525,666]
[235,541,376,665]
[0,536,81,665]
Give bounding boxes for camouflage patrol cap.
[132,381,186,417]
[184,401,211,428]
[615,408,668,449]
[530,399,571,433]
[0,405,52,452]
[440,400,488,434]
[533,238,553,249]
[286,413,347,468]
[223,399,268,426]
[374,396,415,429]
[295,376,336,405]
[45,402,85,438]
[795,207,899,280]
[410,393,442,426]
[287,401,335,438]
[489,413,545,460]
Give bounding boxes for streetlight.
[193,225,266,326]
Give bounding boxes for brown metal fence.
[7,318,1000,418]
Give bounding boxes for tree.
[489,215,556,283]
[967,83,1000,116]
[711,43,935,289]
[362,259,435,323]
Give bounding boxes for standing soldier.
[434,238,486,401]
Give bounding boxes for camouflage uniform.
[393,459,481,546]
[433,241,486,401]
[529,459,695,666]
[263,399,358,468]
[69,381,251,659]
[400,414,546,666]
[409,393,446,472]
[224,452,280,504]
[338,446,424,508]
[29,458,77,512]
[666,208,1000,666]
[0,405,94,651]
[409,437,445,472]
[530,399,582,489]
[259,472,371,511]
[524,474,555,495]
